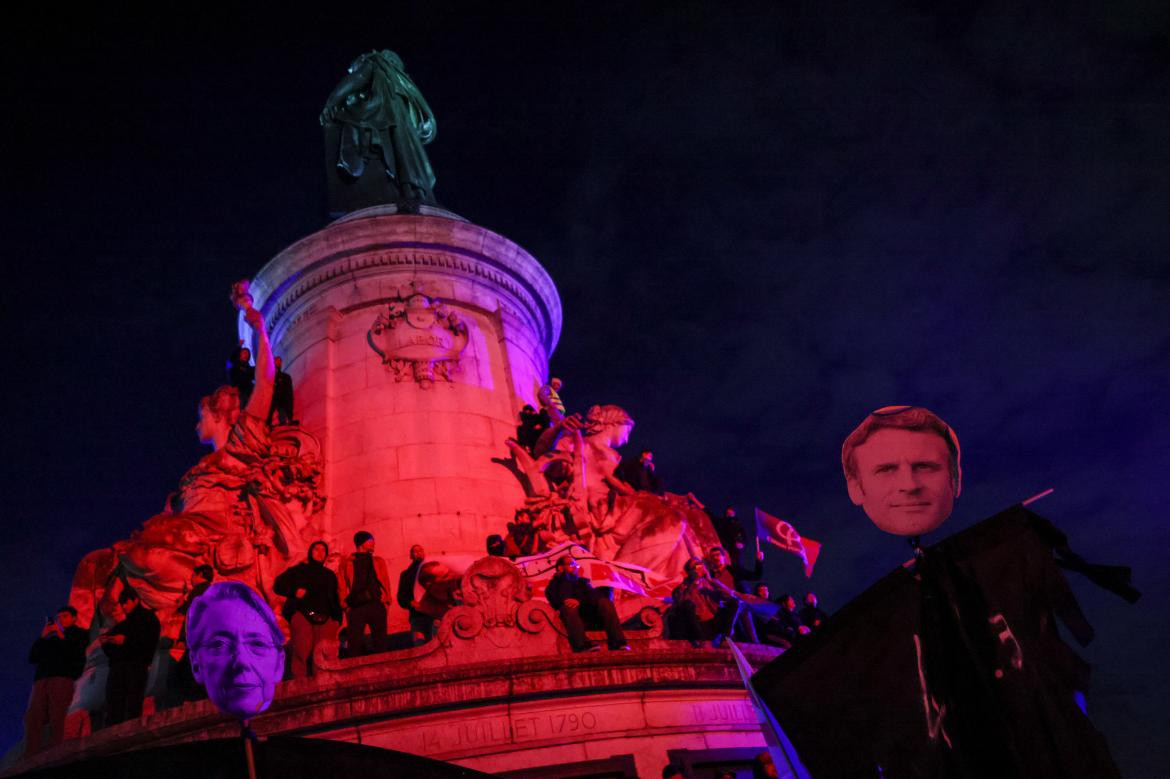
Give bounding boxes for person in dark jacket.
[614,449,665,495]
[267,355,295,426]
[339,531,393,657]
[227,344,255,407]
[24,605,88,754]
[99,588,161,725]
[515,404,549,453]
[670,558,742,648]
[273,541,342,677]
[396,544,433,646]
[750,584,790,649]
[799,592,828,631]
[710,506,747,568]
[545,556,630,652]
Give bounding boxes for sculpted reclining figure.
[507,403,717,579]
[72,282,325,652]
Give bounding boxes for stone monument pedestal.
[249,206,561,631]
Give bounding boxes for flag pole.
[727,640,811,779]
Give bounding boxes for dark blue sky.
[4,4,1168,775]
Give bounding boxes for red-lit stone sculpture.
[70,283,327,697]
[505,404,717,580]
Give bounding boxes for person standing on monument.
[273,541,342,677]
[537,377,566,423]
[710,506,747,568]
[615,449,666,495]
[227,344,255,408]
[99,588,161,725]
[24,606,87,754]
[545,556,630,653]
[397,544,434,646]
[268,356,295,426]
[339,532,392,656]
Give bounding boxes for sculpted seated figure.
[506,403,717,579]
[71,283,325,679]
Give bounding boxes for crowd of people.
[25,513,826,750]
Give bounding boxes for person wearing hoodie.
[273,540,343,677]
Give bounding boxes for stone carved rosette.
[367,282,470,388]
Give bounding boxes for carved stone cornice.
[249,212,561,356]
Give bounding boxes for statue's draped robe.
[335,56,436,197]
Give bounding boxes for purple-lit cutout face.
[190,598,284,719]
[846,428,960,536]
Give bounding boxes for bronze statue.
[320,50,437,215]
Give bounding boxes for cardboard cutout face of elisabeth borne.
[187,582,286,719]
[841,406,962,537]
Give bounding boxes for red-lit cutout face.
[846,428,960,536]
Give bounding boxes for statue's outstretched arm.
[319,61,373,125]
[244,307,275,419]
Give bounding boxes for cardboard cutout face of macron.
[842,406,962,537]
[187,582,285,719]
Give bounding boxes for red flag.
[755,508,821,577]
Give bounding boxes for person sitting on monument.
[267,355,295,426]
[397,544,434,646]
[273,541,342,677]
[545,556,630,653]
[750,584,790,648]
[707,544,763,593]
[707,544,764,642]
[614,449,666,496]
[799,591,828,631]
[670,558,742,648]
[774,593,811,643]
[412,560,463,630]
[504,508,554,558]
[227,344,255,407]
[339,532,392,657]
[515,404,550,454]
[99,588,161,726]
[24,605,88,754]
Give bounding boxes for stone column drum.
[248,205,561,630]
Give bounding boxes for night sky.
[4,4,1168,775]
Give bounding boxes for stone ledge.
[12,643,778,775]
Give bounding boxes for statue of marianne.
[320,50,437,214]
